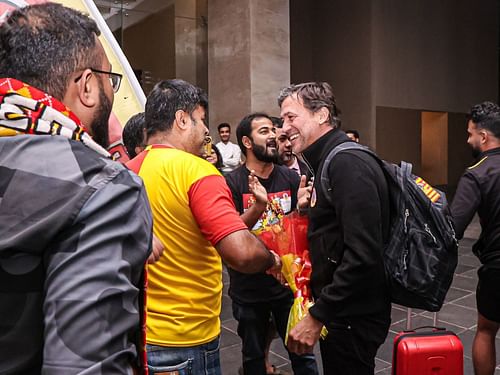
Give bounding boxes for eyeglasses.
[74,68,123,93]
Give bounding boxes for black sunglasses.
[74,68,122,93]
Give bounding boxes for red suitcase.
[392,310,463,375]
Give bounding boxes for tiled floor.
[220,217,496,374]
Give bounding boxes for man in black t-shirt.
[226,113,319,375]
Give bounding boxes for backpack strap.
[320,141,377,206]
[398,161,412,196]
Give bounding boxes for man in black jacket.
[278,82,391,375]
[451,101,500,375]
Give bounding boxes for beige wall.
[421,112,448,186]
[208,0,290,142]
[290,0,497,193]
[122,1,208,94]
[175,0,208,90]
[373,0,498,113]
[376,106,422,174]
[249,0,290,114]
[290,1,374,147]
[371,1,496,193]
[123,6,176,94]
[376,107,472,196]
[289,0,313,84]
[448,112,473,196]
[196,0,208,90]
[208,0,251,140]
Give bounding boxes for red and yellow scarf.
[0,77,110,157]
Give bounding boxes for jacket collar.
[302,127,351,173]
[481,146,500,158]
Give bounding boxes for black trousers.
[232,296,319,375]
[320,314,390,375]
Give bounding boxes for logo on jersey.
[243,190,292,233]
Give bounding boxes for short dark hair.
[145,79,208,137]
[236,112,272,156]
[468,101,500,138]
[278,82,341,128]
[270,116,283,128]
[123,112,145,158]
[0,3,101,100]
[345,129,359,139]
[217,123,231,132]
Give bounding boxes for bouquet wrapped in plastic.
[258,211,321,343]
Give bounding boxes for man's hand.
[147,234,165,264]
[239,170,268,229]
[287,313,323,355]
[265,250,286,284]
[248,170,267,206]
[297,175,313,212]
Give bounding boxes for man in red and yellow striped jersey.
[127,79,280,375]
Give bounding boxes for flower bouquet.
[258,211,324,343]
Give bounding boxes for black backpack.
[319,142,458,312]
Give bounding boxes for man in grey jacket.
[0,3,152,374]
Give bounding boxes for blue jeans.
[232,296,319,375]
[146,336,221,375]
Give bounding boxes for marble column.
[208,0,290,140]
[175,0,208,89]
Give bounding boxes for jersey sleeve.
[188,174,248,245]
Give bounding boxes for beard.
[89,80,112,149]
[471,146,482,159]
[253,141,279,163]
[279,151,293,165]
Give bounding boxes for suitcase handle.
[405,308,439,330]
[404,325,446,333]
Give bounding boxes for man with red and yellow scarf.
[0,3,152,374]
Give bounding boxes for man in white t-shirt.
[216,122,242,175]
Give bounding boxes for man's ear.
[242,135,252,151]
[75,69,98,108]
[317,107,330,125]
[480,130,489,145]
[174,110,190,130]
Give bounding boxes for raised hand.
[297,175,313,212]
[248,169,268,206]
